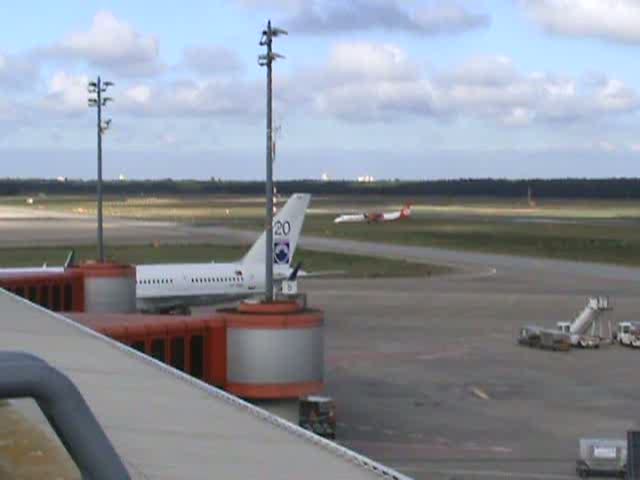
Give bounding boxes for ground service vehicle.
[519,297,612,350]
[299,396,336,439]
[576,438,626,478]
[518,326,571,351]
[557,321,601,348]
[617,322,640,348]
[558,296,612,348]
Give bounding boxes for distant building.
[56,176,68,183]
[321,173,330,182]
[357,175,375,183]
[119,174,127,181]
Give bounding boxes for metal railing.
[0,351,130,480]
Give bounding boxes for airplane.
[333,203,411,224]
[135,192,310,312]
[0,251,74,276]
[0,194,312,313]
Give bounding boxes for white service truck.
[576,438,626,478]
[616,321,640,348]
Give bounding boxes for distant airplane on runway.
[0,194,314,313]
[333,204,412,224]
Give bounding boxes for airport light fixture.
[259,20,287,303]
[87,76,114,263]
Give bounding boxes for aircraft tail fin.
[64,249,76,269]
[242,193,311,266]
[401,203,412,218]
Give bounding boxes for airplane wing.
[273,263,346,282]
[0,250,75,276]
[297,270,347,278]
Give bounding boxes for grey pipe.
[0,351,129,479]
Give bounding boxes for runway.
[3,207,639,281]
[3,207,640,479]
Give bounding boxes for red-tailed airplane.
[333,204,412,224]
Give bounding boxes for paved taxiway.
[312,272,640,480]
[3,208,640,479]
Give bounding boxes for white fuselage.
[135,262,290,312]
[381,211,402,222]
[333,207,409,224]
[334,214,367,224]
[0,267,64,277]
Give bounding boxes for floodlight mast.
[87,75,114,263]
[259,20,286,303]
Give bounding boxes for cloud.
[0,97,20,122]
[413,3,491,33]
[282,0,489,35]
[119,79,260,117]
[594,78,637,111]
[440,55,518,86]
[501,107,535,127]
[123,84,152,106]
[520,0,640,44]
[327,42,419,81]
[41,72,90,115]
[298,43,639,124]
[0,52,39,89]
[598,140,616,152]
[235,0,304,10]
[182,45,244,75]
[442,60,638,124]
[44,11,163,76]
[304,42,437,121]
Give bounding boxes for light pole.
[259,20,287,302]
[272,124,282,213]
[88,76,113,263]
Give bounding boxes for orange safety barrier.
[225,382,324,399]
[237,301,300,315]
[72,262,136,279]
[68,305,324,400]
[0,271,85,312]
[223,301,323,329]
[225,312,323,329]
[68,314,227,388]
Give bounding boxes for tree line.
[0,178,638,199]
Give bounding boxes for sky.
[1,0,640,180]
